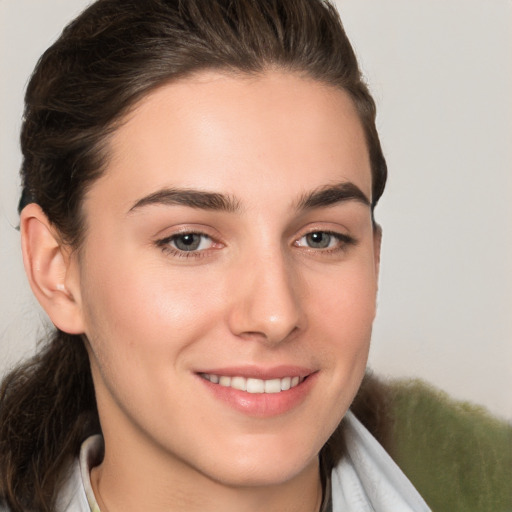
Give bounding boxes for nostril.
[226,259,305,343]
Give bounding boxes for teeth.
[219,376,231,387]
[281,377,291,391]
[201,373,304,393]
[230,376,246,391]
[264,378,281,393]
[246,378,265,393]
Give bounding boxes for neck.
[91,449,323,512]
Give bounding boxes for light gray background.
[1,0,511,419]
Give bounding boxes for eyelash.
[156,232,217,259]
[155,229,357,259]
[295,230,357,254]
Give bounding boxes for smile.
[199,373,305,394]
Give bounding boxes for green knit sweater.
[377,379,512,512]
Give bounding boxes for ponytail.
[0,331,100,511]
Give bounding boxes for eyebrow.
[128,188,242,213]
[294,182,371,210]
[128,181,370,215]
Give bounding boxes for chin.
[205,455,318,489]
[192,432,324,489]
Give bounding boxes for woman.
[0,0,430,511]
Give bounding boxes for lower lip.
[197,373,318,418]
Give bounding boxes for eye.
[157,232,214,254]
[302,232,335,249]
[295,231,355,251]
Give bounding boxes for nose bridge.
[227,244,304,344]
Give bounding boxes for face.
[72,71,380,488]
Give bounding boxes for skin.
[21,70,380,512]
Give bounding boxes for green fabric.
[388,379,512,512]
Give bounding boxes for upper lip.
[195,365,314,380]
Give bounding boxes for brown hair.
[1,0,387,509]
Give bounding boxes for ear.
[20,203,85,334]
[373,223,382,282]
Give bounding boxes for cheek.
[311,259,377,343]
[307,258,377,401]
[79,246,225,367]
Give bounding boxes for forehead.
[88,70,372,213]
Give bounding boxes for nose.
[227,250,305,345]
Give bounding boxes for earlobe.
[20,204,85,334]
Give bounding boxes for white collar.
[331,411,431,511]
[56,435,102,512]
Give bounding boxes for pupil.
[176,234,200,251]
[181,234,195,245]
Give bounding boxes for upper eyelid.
[295,225,355,240]
[299,228,349,237]
[157,231,214,245]
[295,230,356,244]
[154,224,222,241]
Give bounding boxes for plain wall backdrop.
[1,0,511,419]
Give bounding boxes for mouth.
[196,368,316,417]
[199,373,305,394]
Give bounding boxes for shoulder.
[386,379,512,512]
